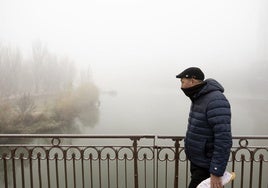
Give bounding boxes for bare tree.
[15,94,36,115]
[0,44,22,97]
[58,57,76,91]
[31,41,76,94]
[32,40,48,93]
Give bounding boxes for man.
[176,67,232,188]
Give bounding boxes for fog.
[1,0,268,135]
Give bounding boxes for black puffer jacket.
[184,78,232,176]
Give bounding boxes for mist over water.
[0,0,268,136]
[84,86,268,136]
[84,88,188,135]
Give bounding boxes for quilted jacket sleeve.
[207,97,232,176]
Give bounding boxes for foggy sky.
[1,0,267,89]
[1,0,268,135]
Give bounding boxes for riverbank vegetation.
[0,42,99,134]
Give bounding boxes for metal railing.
[0,134,267,188]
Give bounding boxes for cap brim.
[176,73,183,78]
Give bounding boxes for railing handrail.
[0,134,267,139]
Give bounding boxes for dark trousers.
[188,162,210,188]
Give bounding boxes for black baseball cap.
[176,67,205,81]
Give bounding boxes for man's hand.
[210,174,222,188]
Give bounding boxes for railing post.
[11,149,17,188]
[132,137,139,188]
[173,138,180,188]
[3,153,8,188]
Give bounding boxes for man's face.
[180,78,194,89]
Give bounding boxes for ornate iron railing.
[0,134,267,188]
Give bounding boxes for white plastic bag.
[197,171,235,188]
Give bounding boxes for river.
[83,88,268,136]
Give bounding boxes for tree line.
[0,41,76,97]
[0,41,99,134]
